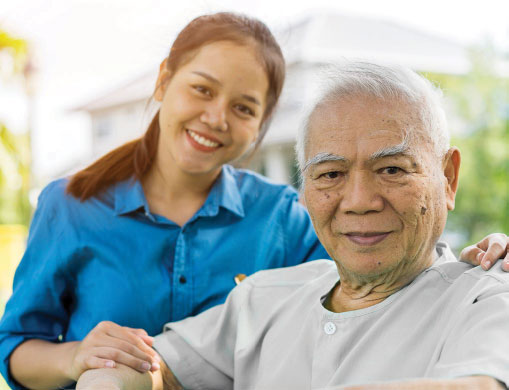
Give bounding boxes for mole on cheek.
[421,207,427,215]
[324,193,330,199]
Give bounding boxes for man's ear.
[154,58,171,102]
[443,147,461,210]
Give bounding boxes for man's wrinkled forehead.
[304,96,431,160]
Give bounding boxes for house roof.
[75,11,470,113]
[72,70,158,112]
[279,11,469,74]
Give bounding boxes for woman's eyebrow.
[192,71,221,85]
[241,94,261,106]
[192,71,261,106]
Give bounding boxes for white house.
[73,11,471,188]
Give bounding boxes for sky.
[0,0,508,180]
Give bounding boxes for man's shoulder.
[431,260,509,284]
[427,261,509,305]
[464,263,509,285]
[244,260,337,289]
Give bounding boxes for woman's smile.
[185,129,223,152]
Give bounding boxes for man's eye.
[193,85,212,96]
[381,166,404,175]
[234,104,254,116]
[319,171,342,180]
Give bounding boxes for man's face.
[303,96,458,281]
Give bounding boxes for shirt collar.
[112,165,245,218]
[114,177,149,216]
[201,165,245,218]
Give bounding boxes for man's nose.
[200,100,228,132]
[339,170,384,215]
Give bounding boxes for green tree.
[0,28,31,226]
[426,46,509,247]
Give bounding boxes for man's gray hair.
[295,61,450,172]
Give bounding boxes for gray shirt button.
[324,321,336,335]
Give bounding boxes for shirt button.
[324,322,336,335]
[179,276,187,284]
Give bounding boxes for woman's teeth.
[187,129,220,148]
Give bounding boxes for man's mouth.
[186,129,222,150]
[344,232,391,246]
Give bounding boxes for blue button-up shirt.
[0,165,328,388]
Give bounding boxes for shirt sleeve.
[279,189,330,265]
[428,279,509,386]
[153,280,251,390]
[0,182,74,389]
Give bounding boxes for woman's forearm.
[10,339,79,389]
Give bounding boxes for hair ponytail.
[66,111,160,201]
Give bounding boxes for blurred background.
[0,1,508,386]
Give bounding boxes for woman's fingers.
[108,337,160,366]
[97,322,155,357]
[90,347,158,373]
[101,325,160,367]
[128,328,154,347]
[82,355,117,370]
[87,321,160,369]
[478,234,508,270]
[502,251,509,272]
[459,244,483,266]
[460,234,509,271]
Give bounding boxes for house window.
[96,117,112,139]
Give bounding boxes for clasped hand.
[68,321,161,381]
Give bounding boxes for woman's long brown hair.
[67,12,285,201]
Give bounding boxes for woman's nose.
[200,101,228,132]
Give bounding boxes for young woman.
[0,12,506,390]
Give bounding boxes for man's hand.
[459,233,509,272]
[76,360,182,390]
[76,363,157,390]
[68,321,160,381]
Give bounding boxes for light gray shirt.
[154,244,509,389]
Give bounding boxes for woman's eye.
[234,104,254,116]
[193,85,212,96]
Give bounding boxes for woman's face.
[154,40,269,179]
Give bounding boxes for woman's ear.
[154,58,171,102]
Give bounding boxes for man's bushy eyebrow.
[369,134,412,161]
[303,153,347,172]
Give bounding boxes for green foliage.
[0,28,31,226]
[425,47,509,247]
[0,124,31,225]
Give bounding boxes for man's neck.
[326,252,435,313]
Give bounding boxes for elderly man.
[77,62,509,389]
